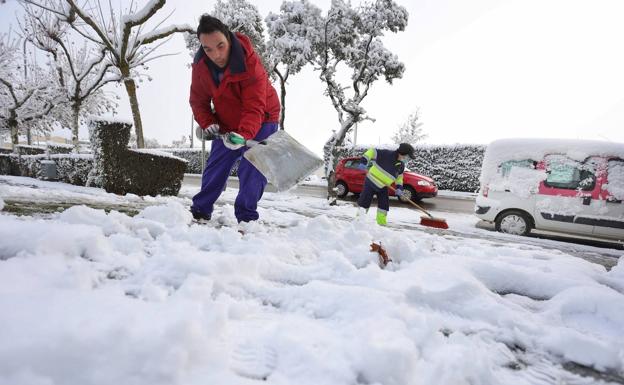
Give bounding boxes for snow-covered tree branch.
[19,2,118,151]
[0,33,57,150]
[20,0,194,148]
[266,0,323,130]
[309,0,408,199]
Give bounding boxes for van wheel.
[495,210,533,236]
[398,186,417,202]
[335,181,349,198]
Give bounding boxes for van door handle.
[582,196,592,205]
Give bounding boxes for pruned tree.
[310,0,408,199]
[266,0,323,130]
[392,108,426,145]
[19,2,117,151]
[0,33,56,150]
[21,0,194,148]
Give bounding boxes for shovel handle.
[245,139,267,147]
[219,134,267,148]
[388,185,434,219]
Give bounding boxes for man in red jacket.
[189,15,280,223]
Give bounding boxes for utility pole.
[190,114,194,148]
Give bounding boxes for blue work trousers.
[357,178,390,212]
[191,122,278,222]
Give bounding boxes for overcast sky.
[2,0,624,153]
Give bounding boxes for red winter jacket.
[189,32,280,140]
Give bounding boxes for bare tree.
[310,0,408,199]
[392,108,426,145]
[0,33,56,150]
[266,0,323,130]
[21,0,194,148]
[19,2,117,151]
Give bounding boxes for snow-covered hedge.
[15,145,46,155]
[338,144,485,192]
[88,120,187,196]
[47,143,74,154]
[157,148,242,176]
[156,148,205,174]
[0,155,13,175]
[0,153,94,185]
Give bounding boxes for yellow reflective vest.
[362,148,405,189]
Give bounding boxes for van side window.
[544,155,595,191]
[606,159,624,200]
[499,160,535,177]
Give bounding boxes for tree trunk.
[9,118,18,152]
[26,128,32,145]
[123,77,144,148]
[274,68,288,131]
[71,103,80,152]
[279,79,286,130]
[323,118,356,200]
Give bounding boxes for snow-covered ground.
[1,176,623,385]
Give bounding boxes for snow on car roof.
[480,138,624,184]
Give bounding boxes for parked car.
[475,139,624,241]
[334,156,438,202]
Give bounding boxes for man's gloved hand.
[395,186,405,197]
[223,132,246,150]
[195,124,220,140]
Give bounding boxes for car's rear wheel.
[495,210,533,236]
[335,181,349,198]
[398,186,418,202]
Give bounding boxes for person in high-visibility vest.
[357,143,416,225]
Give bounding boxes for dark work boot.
[191,209,211,222]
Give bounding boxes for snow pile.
[605,160,624,200]
[0,197,4,211]
[0,192,623,384]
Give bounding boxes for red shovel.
[389,186,449,229]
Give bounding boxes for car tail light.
[482,185,489,197]
[417,180,431,186]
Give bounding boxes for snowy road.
[183,173,477,213]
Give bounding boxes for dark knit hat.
[397,143,416,159]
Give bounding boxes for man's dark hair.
[197,14,230,40]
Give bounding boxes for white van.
[475,139,624,242]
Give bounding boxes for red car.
[334,157,438,201]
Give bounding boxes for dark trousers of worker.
[191,122,278,222]
[357,179,390,225]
